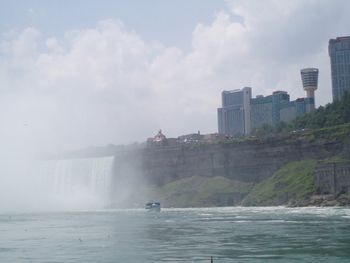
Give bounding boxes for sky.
[0,0,350,152]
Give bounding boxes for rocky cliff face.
[315,162,350,195]
[113,136,344,187]
[44,127,350,207]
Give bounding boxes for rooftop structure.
[147,130,168,146]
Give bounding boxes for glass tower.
[328,36,350,101]
[218,87,252,136]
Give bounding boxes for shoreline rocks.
[288,194,350,207]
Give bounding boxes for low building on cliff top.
[177,131,203,144]
[176,131,228,145]
[147,130,168,147]
[146,130,228,147]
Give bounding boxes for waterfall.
[39,156,114,209]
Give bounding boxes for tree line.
[252,92,350,137]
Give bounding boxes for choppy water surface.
[1,207,350,262]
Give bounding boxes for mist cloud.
[0,1,349,153]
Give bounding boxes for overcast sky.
[1,0,349,152]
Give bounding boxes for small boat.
[145,202,161,212]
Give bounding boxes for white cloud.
[0,1,349,153]
[224,0,350,101]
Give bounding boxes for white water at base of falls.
[39,156,114,210]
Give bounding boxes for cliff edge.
[109,124,350,207]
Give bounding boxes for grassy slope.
[153,176,253,207]
[321,155,349,164]
[146,124,350,207]
[300,123,350,143]
[242,160,317,206]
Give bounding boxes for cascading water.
[39,156,114,209]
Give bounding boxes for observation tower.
[301,68,318,108]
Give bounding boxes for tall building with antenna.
[300,67,318,109]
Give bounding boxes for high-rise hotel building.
[218,67,318,136]
[250,91,290,130]
[217,87,252,136]
[218,78,316,135]
[329,36,350,101]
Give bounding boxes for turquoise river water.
[1,207,350,262]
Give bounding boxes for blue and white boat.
[145,202,161,212]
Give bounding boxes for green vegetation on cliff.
[298,123,350,143]
[294,92,350,130]
[153,176,253,207]
[252,92,350,137]
[242,160,317,206]
[321,155,349,164]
